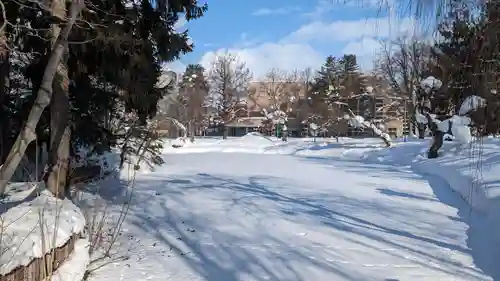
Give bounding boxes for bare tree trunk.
[222,125,228,139]
[46,73,71,198]
[189,120,195,142]
[46,0,71,198]
[424,114,442,159]
[0,31,9,165]
[417,123,426,139]
[281,130,288,141]
[0,0,84,195]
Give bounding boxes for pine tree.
[178,64,209,139]
[307,56,343,132]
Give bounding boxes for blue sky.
[170,0,419,78]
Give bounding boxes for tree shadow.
[300,152,500,280]
[118,170,489,281]
[376,188,439,203]
[123,176,367,281]
[426,175,500,281]
[75,170,131,205]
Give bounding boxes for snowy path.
[89,149,492,281]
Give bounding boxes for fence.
[0,233,82,281]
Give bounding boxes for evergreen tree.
[431,1,500,133]
[338,54,365,96]
[178,64,209,138]
[0,0,207,185]
[307,56,342,130]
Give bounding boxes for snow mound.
[240,132,274,144]
[171,137,190,148]
[0,184,86,275]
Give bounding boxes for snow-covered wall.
[0,183,86,277]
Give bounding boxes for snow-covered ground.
[86,135,500,281]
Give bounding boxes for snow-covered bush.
[418,84,487,158]
[309,122,319,140]
[262,108,289,141]
[113,109,164,173]
[309,122,318,132]
[421,95,486,145]
[263,108,287,125]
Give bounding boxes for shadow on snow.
[123,165,491,281]
[299,153,500,281]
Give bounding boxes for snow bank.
[344,139,500,214]
[414,141,500,214]
[48,239,89,281]
[0,183,86,275]
[239,132,275,144]
[164,133,277,154]
[163,136,382,158]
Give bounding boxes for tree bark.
[0,0,83,195]
[46,69,71,198]
[0,31,9,165]
[417,123,426,139]
[281,130,288,141]
[222,125,228,139]
[425,113,442,159]
[189,120,195,142]
[46,0,71,198]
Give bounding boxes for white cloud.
[284,17,415,43]
[198,16,416,78]
[163,60,186,74]
[302,0,389,19]
[342,37,381,70]
[235,32,261,48]
[200,43,323,79]
[252,6,300,16]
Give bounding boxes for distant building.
[225,81,310,137]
